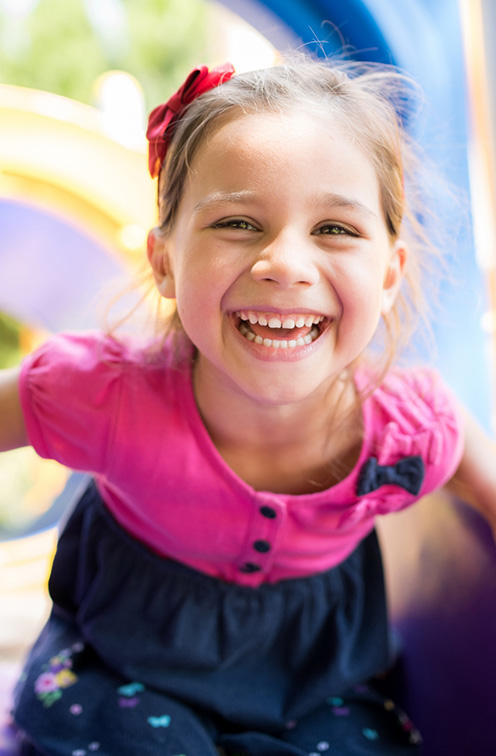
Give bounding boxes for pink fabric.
[19,332,464,587]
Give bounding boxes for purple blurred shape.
[0,198,126,332]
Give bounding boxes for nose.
[250,231,319,288]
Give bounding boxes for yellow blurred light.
[0,83,156,258]
[94,70,146,150]
[481,310,496,333]
[208,3,279,73]
[120,222,147,252]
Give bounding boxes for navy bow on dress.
[357,455,425,497]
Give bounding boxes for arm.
[0,366,29,451]
[445,407,496,536]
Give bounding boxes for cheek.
[173,272,225,338]
[175,284,207,328]
[331,265,386,353]
[175,246,243,312]
[333,260,385,313]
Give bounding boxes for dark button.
[259,505,277,519]
[253,540,271,553]
[239,562,262,573]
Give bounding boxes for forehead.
[184,110,381,212]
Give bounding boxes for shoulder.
[18,331,189,467]
[20,330,190,421]
[359,366,464,493]
[22,330,182,378]
[372,367,459,431]
[24,330,127,368]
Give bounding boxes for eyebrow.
[314,192,378,219]
[193,191,258,213]
[193,190,378,219]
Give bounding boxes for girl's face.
[151,111,406,408]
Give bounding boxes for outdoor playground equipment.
[1,2,495,754]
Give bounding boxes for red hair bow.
[146,63,235,178]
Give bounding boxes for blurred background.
[0,0,279,539]
[1,1,496,754]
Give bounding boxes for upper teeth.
[236,311,324,328]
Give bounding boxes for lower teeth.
[238,324,319,348]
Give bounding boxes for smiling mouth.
[234,310,327,349]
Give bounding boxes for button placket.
[253,539,271,553]
[259,505,277,519]
[237,494,285,576]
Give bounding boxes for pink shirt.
[19,331,464,587]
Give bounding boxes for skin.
[1,110,496,506]
[149,112,406,491]
[0,366,25,450]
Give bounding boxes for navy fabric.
[357,456,425,497]
[12,481,422,755]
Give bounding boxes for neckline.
[177,350,373,502]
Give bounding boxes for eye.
[313,223,358,237]
[212,218,258,231]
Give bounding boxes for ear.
[147,228,176,299]
[381,239,408,315]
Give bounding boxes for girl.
[1,58,495,756]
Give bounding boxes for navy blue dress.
[13,481,421,755]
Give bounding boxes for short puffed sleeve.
[368,367,464,495]
[19,331,127,472]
